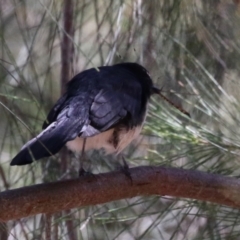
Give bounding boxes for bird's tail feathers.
[10,120,82,166]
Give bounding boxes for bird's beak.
[152,86,161,95]
[151,86,190,118]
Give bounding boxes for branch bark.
[1,166,240,222]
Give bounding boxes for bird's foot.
[121,157,133,185]
[78,167,95,177]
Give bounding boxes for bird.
[10,62,189,170]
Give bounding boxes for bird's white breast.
[66,125,143,155]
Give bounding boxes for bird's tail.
[10,119,82,166]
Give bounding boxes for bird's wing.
[81,76,143,137]
[43,67,144,138]
[42,93,68,129]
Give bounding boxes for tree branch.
[61,0,74,91]
[1,166,240,222]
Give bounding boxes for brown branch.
[64,210,78,240]
[45,213,52,240]
[0,166,9,189]
[0,222,8,240]
[60,0,74,177]
[60,2,77,238]
[61,0,74,91]
[1,166,240,222]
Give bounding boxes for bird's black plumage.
[10,62,153,166]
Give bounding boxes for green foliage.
[1,0,240,239]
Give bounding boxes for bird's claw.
[78,168,94,177]
[121,157,133,185]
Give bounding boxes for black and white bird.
[10,62,188,168]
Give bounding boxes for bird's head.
[115,62,153,96]
[115,62,190,117]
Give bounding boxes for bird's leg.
[78,138,89,176]
[78,139,95,177]
[119,155,133,184]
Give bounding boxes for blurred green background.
[1,0,240,239]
